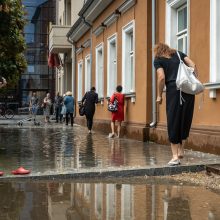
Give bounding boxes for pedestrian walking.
[153,43,197,166]
[64,91,74,126]
[29,92,39,118]
[81,87,98,134]
[43,93,52,123]
[108,85,125,138]
[54,92,63,123]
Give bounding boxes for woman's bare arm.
[156,68,165,104]
[184,57,198,76]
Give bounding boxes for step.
[206,164,220,175]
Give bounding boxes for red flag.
[48,53,61,68]
[48,53,55,67]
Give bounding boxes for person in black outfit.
[154,43,198,166]
[54,92,63,123]
[82,87,98,134]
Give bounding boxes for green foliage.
[0,0,27,88]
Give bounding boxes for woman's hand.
[156,96,163,104]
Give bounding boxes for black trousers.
[55,106,62,122]
[166,84,195,144]
[66,112,73,126]
[86,113,94,130]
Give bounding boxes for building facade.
[49,0,220,154]
[49,0,85,96]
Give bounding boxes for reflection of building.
[21,0,56,106]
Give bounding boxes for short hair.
[91,87,96,91]
[116,85,122,92]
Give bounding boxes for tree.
[0,0,27,88]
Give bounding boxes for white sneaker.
[108,133,114,138]
[168,159,180,166]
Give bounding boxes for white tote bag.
[176,52,204,95]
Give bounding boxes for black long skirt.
[166,84,195,144]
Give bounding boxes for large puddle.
[1,126,220,219]
[0,126,219,175]
[0,180,219,220]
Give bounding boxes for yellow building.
[49,0,220,155]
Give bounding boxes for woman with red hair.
[154,43,198,166]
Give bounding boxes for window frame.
[85,54,91,93]
[207,0,220,98]
[122,20,135,94]
[95,43,104,98]
[107,33,117,97]
[166,0,190,53]
[77,60,83,102]
[176,4,187,53]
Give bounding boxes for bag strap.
[176,51,182,62]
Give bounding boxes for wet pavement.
[0,118,220,179]
[0,180,220,220]
[1,118,220,219]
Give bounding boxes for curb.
[0,164,205,182]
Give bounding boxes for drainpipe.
[83,18,93,78]
[90,27,93,89]
[67,37,76,117]
[150,0,157,128]
[67,38,75,96]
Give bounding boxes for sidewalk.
[0,118,220,181]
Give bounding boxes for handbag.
[61,105,66,115]
[176,51,204,96]
[79,104,85,116]
[108,95,118,112]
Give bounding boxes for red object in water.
[11,167,31,175]
[0,171,4,176]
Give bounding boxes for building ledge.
[103,12,120,27]
[204,82,220,90]
[93,25,105,36]
[105,92,136,103]
[118,0,136,14]
[203,82,220,99]
[49,25,72,53]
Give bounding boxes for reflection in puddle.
[1,127,219,174]
[0,181,220,220]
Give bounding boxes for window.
[95,183,103,218]
[84,184,90,201]
[121,185,133,219]
[96,43,104,98]
[77,61,83,101]
[122,21,135,94]
[106,184,116,219]
[177,5,187,53]
[85,55,91,93]
[166,0,189,53]
[107,34,117,97]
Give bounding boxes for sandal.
[168,159,180,166]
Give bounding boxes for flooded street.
[0,125,220,219]
[0,125,219,175]
[0,180,220,220]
